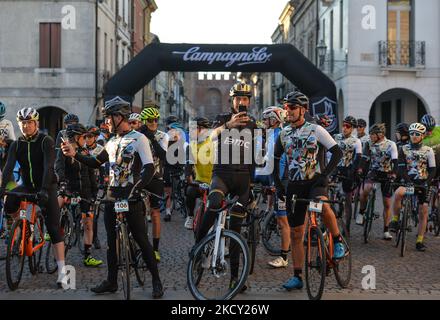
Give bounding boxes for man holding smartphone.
[195,82,258,291]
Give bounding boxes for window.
[39,23,61,68]
[387,0,412,65]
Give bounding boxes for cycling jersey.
[399,144,436,181]
[422,126,440,147]
[334,134,362,168]
[211,113,258,174]
[0,119,16,141]
[1,132,56,190]
[363,138,398,174]
[139,126,169,179]
[187,136,214,184]
[276,122,337,181]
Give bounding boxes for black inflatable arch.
[105,43,339,132]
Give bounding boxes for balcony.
[379,40,425,69]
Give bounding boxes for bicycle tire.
[187,230,250,300]
[6,219,26,290]
[333,221,352,288]
[118,224,131,300]
[193,200,205,238]
[247,217,257,275]
[29,213,44,275]
[305,226,326,300]
[74,206,84,254]
[400,200,409,257]
[261,212,282,256]
[363,193,374,244]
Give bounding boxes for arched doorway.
[38,106,67,139]
[369,88,428,139]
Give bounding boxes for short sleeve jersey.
[400,144,436,180]
[334,134,362,168]
[365,138,398,173]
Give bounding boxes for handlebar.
[4,191,39,202]
[209,195,241,214]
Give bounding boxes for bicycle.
[294,196,351,300]
[101,190,164,300]
[170,170,188,219]
[362,178,390,244]
[57,190,84,254]
[187,195,250,300]
[0,200,10,260]
[328,175,350,238]
[5,192,46,290]
[393,182,422,257]
[189,182,210,237]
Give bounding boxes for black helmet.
[66,123,87,140]
[64,113,79,125]
[283,91,309,109]
[421,114,436,132]
[396,123,409,136]
[193,116,211,129]
[165,115,179,126]
[103,97,132,118]
[369,123,386,135]
[86,125,100,136]
[343,116,357,127]
[357,118,367,128]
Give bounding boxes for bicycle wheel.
[304,226,326,300]
[75,206,84,254]
[247,217,258,275]
[46,210,73,274]
[187,230,250,300]
[6,219,26,290]
[333,221,352,288]
[261,212,282,256]
[400,201,409,258]
[363,194,374,244]
[29,213,44,275]
[352,187,360,219]
[117,224,131,300]
[193,200,205,238]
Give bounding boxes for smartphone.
[238,104,247,114]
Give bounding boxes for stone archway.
[369,88,428,139]
[38,106,67,139]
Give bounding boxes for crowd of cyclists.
[0,79,439,299]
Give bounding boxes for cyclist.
[395,123,410,149]
[184,116,213,230]
[272,90,345,290]
[128,113,143,131]
[163,118,187,222]
[55,113,79,151]
[0,107,65,287]
[61,98,163,298]
[0,101,16,170]
[333,116,362,231]
[139,106,169,262]
[356,123,398,240]
[85,125,106,249]
[421,114,440,147]
[389,123,436,251]
[254,106,291,268]
[357,118,370,148]
[55,123,102,267]
[195,82,259,291]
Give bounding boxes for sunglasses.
[409,131,423,137]
[85,134,95,139]
[284,104,300,111]
[146,118,159,123]
[343,124,353,129]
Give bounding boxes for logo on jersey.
[311,97,338,133]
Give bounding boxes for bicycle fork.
[211,210,227,277]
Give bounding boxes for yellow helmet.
[229,82,252,97]
[140,107,160,121]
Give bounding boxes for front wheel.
[261,212,282,256]
[117,224,131,300]
[187,230,250,300]
[333,221,352,288]
[305,226,326,300]
[29,214,44,275]
[363,194,374,244]
[6,219,26,290]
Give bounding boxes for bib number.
[115,200,129,213]
[309,201,323,213]
[277,199,286,211]
[405,187,414,195]
[71,197,81,205]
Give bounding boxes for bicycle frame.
[14,200,44,257]
[210,204,228,276]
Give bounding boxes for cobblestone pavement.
[1,195,440,300]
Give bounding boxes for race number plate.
[115,200,129,213]
[277,199,286,211]
[71,197,81,205]
[309,201,323,213]
[19,209,27,219]
[405,187,414,195]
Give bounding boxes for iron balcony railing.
[379,40,425,68]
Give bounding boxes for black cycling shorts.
[164,165,183,187]
[367,171,393,198]
[286,179,328,228]
[144,178,164,209]
[336,168,356,193]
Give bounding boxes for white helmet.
[262,106,285,123]
[409,122,426,134]
[128,113,142,122]
[17,107,39,122]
